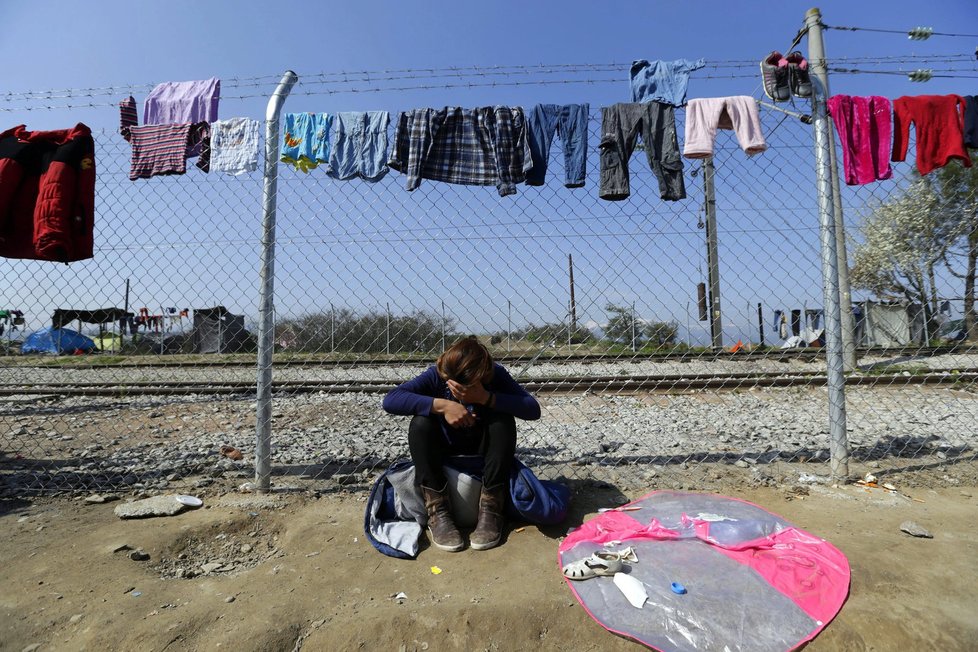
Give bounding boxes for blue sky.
[1,1,976,346]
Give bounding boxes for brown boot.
[470,486,506,551]
[421,484,465,552]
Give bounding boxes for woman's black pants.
[408,411,516,491]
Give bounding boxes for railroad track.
[2,370,975,396]
[0,345,967,370]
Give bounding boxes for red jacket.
[0,123,95,262]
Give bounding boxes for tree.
[930,163,978,340]
[850,171,973,338]
[603,303,640,347]
[602,304,677,349]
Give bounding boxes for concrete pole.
[806,7,857,371]
[255,71,299,493]
[704,158,723,351]
[812,73,851,481]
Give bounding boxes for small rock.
[111,544,132,554]
[200,562,224,574]
[900,521,933,538]
[22,644,41,652]
[734,459,749,469]
[85,494,119,504]
[129,550,150,562]
[240,544,252,554]
[69,614,84,624]
[224,595,235,603]
[114,495,188,519]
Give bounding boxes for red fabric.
[0,123,95,262]
[891,95,972,176]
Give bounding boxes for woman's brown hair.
[436,335,494,385]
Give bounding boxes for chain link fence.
[2,80,977,498]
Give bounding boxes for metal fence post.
[811,74,850,480]
[806,7,857,371]
[255,70,298,493]
[704,158,724,351]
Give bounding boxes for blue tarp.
[21,327,97,355]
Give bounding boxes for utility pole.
[507,299,511,355]
[123,278,130,348]
[757,303,765,347]
[631,301,637,353]
[568,253,577,340]
[806,7,857,371]
[704,158,724,351]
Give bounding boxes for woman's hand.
[446,379,491,405]
[433,398,477,428]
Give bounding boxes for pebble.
[129,550,151,562]
[69,614,84,624]
[200,562,224,574]
[22,645,41,652]
[224,595,235,603]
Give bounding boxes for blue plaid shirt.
[389,106,532,196]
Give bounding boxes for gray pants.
[599,102,686,202]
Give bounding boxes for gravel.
[2,356,977,495]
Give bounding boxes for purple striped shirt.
[123,123,210,180]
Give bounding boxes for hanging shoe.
[421,484,465,552]
[760,51,790,102]
[786,51,813,98]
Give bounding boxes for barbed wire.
[3,54,975,102]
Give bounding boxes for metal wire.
[1,74,976,498]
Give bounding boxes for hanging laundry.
[122,122,210,180]
[143,78,220,125]
[389,106,532,197]
[630,58,706,107]
[962,95,978,149]
[827,95,892,185]
[281,113,332,172]
[119,96,138,135]
[683,96,767,159]
[525,103,589,188]
[790,309,801,337]
[210,117,260,175]
[0,124,95,263]
[892,95,972,175]
[327,111,390,182]
[599,102,685,201]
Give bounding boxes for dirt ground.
[1,480,976,652]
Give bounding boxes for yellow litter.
[430,566,442,575]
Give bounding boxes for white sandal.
[562,551,623,581]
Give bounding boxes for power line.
[824,24,978,39]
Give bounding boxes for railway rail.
[2,369,975,396]
[0,345,965,370]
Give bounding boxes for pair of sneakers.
[761,51,812,101]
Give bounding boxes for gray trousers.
[599,102,686,202]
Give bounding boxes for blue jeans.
[525,103,588,188]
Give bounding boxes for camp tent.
[94,332,124,352]
[854,301,912,347]
[192,306,248,353]
[21,327,96,354]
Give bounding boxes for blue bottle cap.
[670,582,687,595]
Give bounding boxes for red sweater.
[0,123,95,262]
[891,95,971,176]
